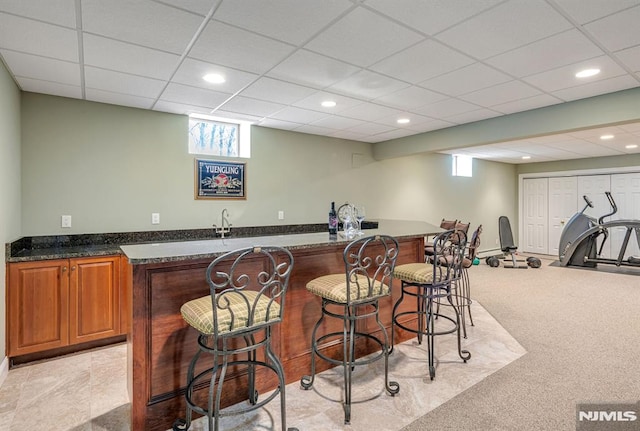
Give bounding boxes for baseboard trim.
[0,355,8,387]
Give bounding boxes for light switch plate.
[61,215,72,228]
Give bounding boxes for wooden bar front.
[127,235,425,431]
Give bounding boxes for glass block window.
[189,118,239,157]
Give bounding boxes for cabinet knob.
[71,266,76,271]
[62,266,67,272]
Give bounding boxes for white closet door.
[548,177,577,257]
[523,178,548,254]
[577,175,612,258]
[610,173,640,258]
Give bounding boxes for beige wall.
[20,93,516,248]
[0,60,22,360]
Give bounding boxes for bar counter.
[121,220,441,431]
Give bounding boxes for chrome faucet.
[213,208,232,238]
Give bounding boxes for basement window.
[452,154,473,177]
[188,115,251,158]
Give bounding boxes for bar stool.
[457,224,482,335]
[436,224,482,338]
[391,230,471,380]
[173,246,297,431]
[300,235,400,424]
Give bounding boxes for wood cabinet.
[8,255,121,357]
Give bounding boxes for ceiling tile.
[267,49,360,88]
[209,110,265,123]
[443,108,502,125]
[419,62,511,97]
[239,77,317,105]
[373,112,435,129]
[159,82,231,109]
[173,57,259,93]
[153,99,212,115]
[523,55,627,92]
[163,0,216,16]
[491,93,563,114]
[0,0,77,27]
[0,13,78,61]
[618,122,640,133]
[0,50,80,86]
[459,80,541,107]
[346,122,395,135]
[374,85,448,110]
[190,20,295,74]
[270,106,330,123]
[370,39,475,84]
[329,69,409,100]
[84,66,165,99]
[257,118,303,130]
[213,0,353,45]
[436,0,572,59]
[413,97,480,118]
[217,96,286,118]
[615,45,640,72]
[366,127,417,143]
[364,0,502,35]
[583,5,640,51]
[486,29,605,78]
[553,0,640,24]
[329,129,369,141]
[310,115,365,130]
[305,7,423,67]
[85,88,155,109]
[405,118,456,133]
[83,34,180,80]
[292,91,363,113]
[551,74,638,101]
[338,102,404,122]
[15,76,82,98]
[82,0,203,54]
[293,124,336,136]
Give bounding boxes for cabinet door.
[69,256,121,344]
[8,260,70,356]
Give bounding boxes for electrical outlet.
[278,210,285,220]
[495,238,499,245]
[152,213,160,224]
[61,215,72,228]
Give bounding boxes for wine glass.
[354,204,366,235]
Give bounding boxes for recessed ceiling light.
[626,144,638,149]
[575,68,600,78]
[321,100,336,108]
[203,73,225,84]
[397,118,410,124]
[522,156,531,160]
[600,134,614,140]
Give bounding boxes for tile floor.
[0,302,525,431]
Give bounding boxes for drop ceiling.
[1,0,639,164]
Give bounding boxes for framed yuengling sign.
[195,159,246,200]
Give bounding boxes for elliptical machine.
[558,191,640,268]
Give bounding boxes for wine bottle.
[328,202,338,235]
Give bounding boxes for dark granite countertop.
[6,221,383,263]
[121,220,440,264]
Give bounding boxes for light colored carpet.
[401,257,640,431]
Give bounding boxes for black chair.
[174,246,297,431]
[391,229,471,380]
[300,235,400,424]
[499,216,527,269]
